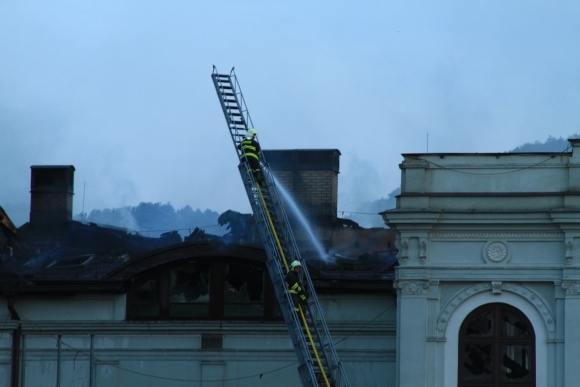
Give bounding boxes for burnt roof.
[0,210,395,295]
[104,240,268,281]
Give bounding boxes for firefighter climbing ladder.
[212,66,351,387]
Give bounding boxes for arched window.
[126,257,281,320]
[458,303,535,387]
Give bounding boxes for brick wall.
[263,150,340,252]
[273,170,337,219]
[30,192,73,223]
[30,166,75,224]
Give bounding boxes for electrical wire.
[78,223,225,235]
[406,144,572,176]
[339,211,384,216]
[16,304,395,384]
[137,224,224,234]
[334,302,395,346]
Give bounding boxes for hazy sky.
[1,1,579,226]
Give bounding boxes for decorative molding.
[427,298,438,338]
[401,159,429,168]
[430,232,564,240]
[399,238,409,265]
[487,242,507,262]
[419,239,427,265]
[562,281,580,297]
[565,238,573,266]
[482,240,511,264]
[395,280,429,296]
[436,282,556,337]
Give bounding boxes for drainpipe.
[89,334,95,387]
[56,335,61,387]
[7,297,21,387]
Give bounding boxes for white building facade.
[382,139,580,387]
[0,244,395,387]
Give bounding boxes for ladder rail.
[229,67,254,134]
[212,67,351,387]
[255,164,346,387]
[248,169,335,387]
[239,165,318,386]
[260,166,350,386]
[212,66,253,159]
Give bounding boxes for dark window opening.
[129,274,160,318]
[169,261,211,317]
[126,257,281,321]
[224,262,264,317]
[459,303,535,387]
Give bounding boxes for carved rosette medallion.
[482,240,511,264]
[487,242,507,262]
[395,280,429,296]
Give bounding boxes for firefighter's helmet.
[247,128,258,138]
[290,260,302,270]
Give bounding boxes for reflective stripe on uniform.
[241,140,259,159]
[242,152,259,160]
[288,283,302,294]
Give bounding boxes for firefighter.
[237,128,263,184]
[285,260,308,312]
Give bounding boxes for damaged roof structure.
[0,151,397,387]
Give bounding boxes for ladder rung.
[213,67,349,387]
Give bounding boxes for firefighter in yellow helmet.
[237,128,263,184]
[285,260,308,312]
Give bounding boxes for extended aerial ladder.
[212,67,350,387]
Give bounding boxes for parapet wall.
[397,139,580,210]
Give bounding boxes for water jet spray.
[266,167,329,262]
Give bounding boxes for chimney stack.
[263,149,340,222]
[30,165,75,224]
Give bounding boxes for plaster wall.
[0,292,395,387]
[383,140,580,387]
[14,294,126,321]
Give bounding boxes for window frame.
[126,257,281,321]
[458,303,536,387]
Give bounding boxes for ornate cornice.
[394,280,429,296]
[430,232,563,240]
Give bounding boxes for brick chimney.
[30,165,75,224]
[263,149,340,222]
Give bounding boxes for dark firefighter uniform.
[237,135,263,183]
[285,266,308,312]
